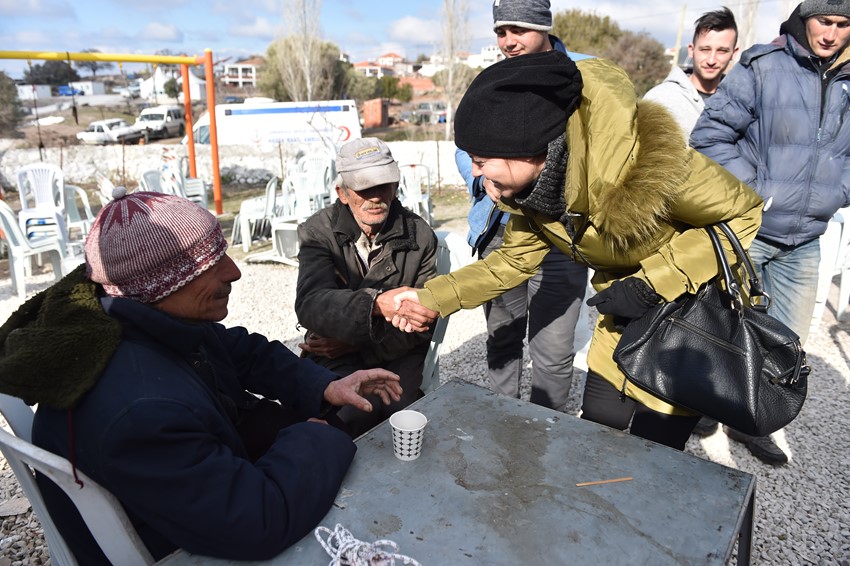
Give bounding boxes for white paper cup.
[389,410,428,461]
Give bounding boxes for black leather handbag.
[613,223,809,436]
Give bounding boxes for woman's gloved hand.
[586,277,662,320]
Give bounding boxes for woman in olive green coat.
[395,50,763,450]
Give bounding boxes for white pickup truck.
[76,118,145,145]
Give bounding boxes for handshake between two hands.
[373,287,439,333]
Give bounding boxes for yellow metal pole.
[180,64,198,179]
[0,50,203,66]
[204,49,222,215]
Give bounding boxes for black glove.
[586,277,662,320]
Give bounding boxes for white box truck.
[184,99,362,146]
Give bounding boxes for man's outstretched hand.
[298,333,357,359]
[374,287,438,332]
[324,369,403,413]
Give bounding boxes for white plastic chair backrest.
[0,394,79,566]
[95,173,116,206]
[262,177,279,217]
[398,164,431,198]
[421,231,473,394]
[0,395,154,566]
[0,393,35,441]
[63,186,94,233]
[0,200,27,250]
[833,206,850,270]
[0,200,41,252]
[16,163,64,212]
[298,152,333,201]
[141,170,163,193]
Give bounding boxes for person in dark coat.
[691,0,850,464]
[0,190,401,564]
[295,137,438,438]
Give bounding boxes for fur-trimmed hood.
[497,58,691,261]
[591,99,688,255]
[493,57,759,277]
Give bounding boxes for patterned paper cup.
[389,410,428,461]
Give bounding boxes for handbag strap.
[705,225,745,310]
[713,222,771,311]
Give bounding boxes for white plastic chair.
[420,231,473,394]
[811,207,850,336]
[63,185,95,240]
[138,170,163,193]
[16,163,69,244]
[833,207,850,322]
[0,394,76,565]
[0,394,154,566]
[182,178,208,209]
[292,152,334,218]
[95,173,116,207]
[234,177,280,252]
[397,163,434,226]
[0,200,65,297]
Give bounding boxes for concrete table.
[158,379,755,565]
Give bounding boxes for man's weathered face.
[806,14,850,58]
[336,183,396,236]
[688,28,738,85]
[496,26,551,57]
[154,254,241,322]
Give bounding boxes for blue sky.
[1,0,790,81]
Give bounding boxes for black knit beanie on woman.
[454,50,583,158]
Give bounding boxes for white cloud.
[388,15,441,44]
[109,0,191,10]
[0,0,74,18]
[229,17,282,40]
[8,30,54,44]
[137,23,184,43]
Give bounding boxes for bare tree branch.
[442,0,469,140]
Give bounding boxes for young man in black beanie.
[692,0,850,465]
[454,0,591,415]
[396,51,764,451]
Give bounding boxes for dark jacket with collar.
[691,7,850,246]
[0,267,354,563]
[295,198,437,368]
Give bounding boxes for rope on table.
[314,524,422,566]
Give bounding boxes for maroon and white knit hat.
[85,189,227,303]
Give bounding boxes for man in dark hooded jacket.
[691,0,850,464]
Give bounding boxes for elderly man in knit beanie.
[692,0,850,465]
[0,189,402,563]
[453,0,591,414]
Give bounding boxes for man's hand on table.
[299,333,357,359]
[374,287,438,333]
[324,369,402,412]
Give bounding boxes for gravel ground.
[0,236,849,565]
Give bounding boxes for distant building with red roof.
[222,56,266,88]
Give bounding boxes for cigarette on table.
[575,476,633,487]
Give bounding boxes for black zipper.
[668,317,745,356]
